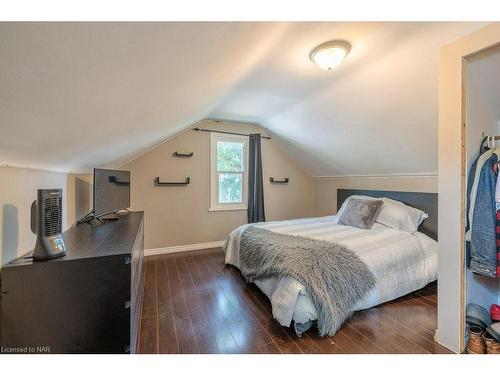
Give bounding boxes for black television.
[93,168,131,218]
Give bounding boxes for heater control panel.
[50,235,66,253]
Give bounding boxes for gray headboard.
[336,189,438,241]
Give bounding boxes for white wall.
[0,166,68,266]
[0,167,94,267]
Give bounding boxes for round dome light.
[310,40,351,71]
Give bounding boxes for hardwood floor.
[137,248,450,354]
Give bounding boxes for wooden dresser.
[0,211,144,354]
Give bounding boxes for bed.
[223,189,438,336]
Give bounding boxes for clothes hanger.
[480,137,488,155]
[488,136,500,159]
[487,136,493,150]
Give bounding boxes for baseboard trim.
[144,241,225,256]
[435,329,461,353]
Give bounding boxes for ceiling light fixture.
[310,40,351,71]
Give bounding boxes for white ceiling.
[0,22,487,175]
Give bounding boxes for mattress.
[224,215,438,333]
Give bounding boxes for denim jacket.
[470,153,498,277]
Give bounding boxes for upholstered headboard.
[336,189,438,241]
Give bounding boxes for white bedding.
[224,214,437,329]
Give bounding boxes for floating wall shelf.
[173,152,194,158]
[154,177,191,186]
[270,177,289,184]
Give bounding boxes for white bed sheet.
[224,215,437,328]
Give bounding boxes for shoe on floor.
[483,331,500,354]
[467,326,486,354]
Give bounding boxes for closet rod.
[193,128,272,140]
[481,133,500,140]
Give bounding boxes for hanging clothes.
[466,146,494,242]
[496,162,500,204]
[469,153,498,277]
[466,137,493,268]
[496,210,500,276]
[467,136,498,278]
[492,148,500,277]
[494,162,500,277]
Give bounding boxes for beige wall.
[0,166,68,266]
[0,167,94,267]
[314,175,438,216]
[121,121,316,250]
[66,173,93,225]
[121,119,440,250]
[438,22,500,353]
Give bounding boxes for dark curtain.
[248,134,266,223]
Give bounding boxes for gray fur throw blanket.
[239,226,376,336]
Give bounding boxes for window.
[210,133,248,211]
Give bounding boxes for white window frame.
[209,132,249,212]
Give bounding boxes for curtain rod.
[192,127,272,140]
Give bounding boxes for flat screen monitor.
[93,168,130,218]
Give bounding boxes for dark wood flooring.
[137,248,450,354]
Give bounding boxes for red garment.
[496,211,500,276]
[493,163,500,277]
[491,304,500,321]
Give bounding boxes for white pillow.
[336,195,428,233]
[375,197,428,233]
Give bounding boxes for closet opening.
[464,43,500,354]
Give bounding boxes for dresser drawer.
[128,217,144,353]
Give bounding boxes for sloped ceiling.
[0,22,487,175]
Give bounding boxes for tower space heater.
[31,188,67,261]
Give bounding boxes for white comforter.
[224,215,437,328]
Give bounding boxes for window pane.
[217,141,243,172]
[218,173,243,203]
